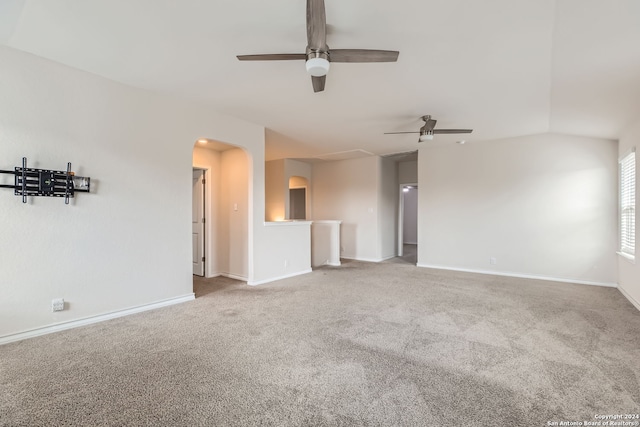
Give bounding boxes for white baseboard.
[248,269,312,286]
[221,273,248,282]
[416,264,618,288]
[341,256,386,263]
[206,272,248,282]
[0,294,195,346]
[340,255,398,263]
[312,260,341,268]
[618,285,640,311]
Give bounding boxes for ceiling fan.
[385,116,473,142]
[236,0,399,93]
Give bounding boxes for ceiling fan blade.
[384,131,420,135]
[432,129,473,134]
[237,54,306,61]
[312,75,326,92]
[307,0,327,50]
[329,49,399,63]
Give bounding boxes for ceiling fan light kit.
[419,131,434,142]
[237,0,399,92]
[305,55,330,77]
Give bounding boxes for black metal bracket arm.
[0,157,91,204]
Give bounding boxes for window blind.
[620,151,636,256]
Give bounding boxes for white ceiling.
[2,0,639,160]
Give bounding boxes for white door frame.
[398,182,418,256]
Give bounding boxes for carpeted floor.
[385,244,417,265]
[1,261,639,426]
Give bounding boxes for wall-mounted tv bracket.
[0,157,91,204]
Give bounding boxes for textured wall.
[312,157,381,261]
[417,133,618,285]
[0,45,268,339]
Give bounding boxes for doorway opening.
[395,183,418,265]
[192,138,251,295]
[288,176,309,220]
[289,188,306,219]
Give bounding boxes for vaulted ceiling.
[1,0,639,160]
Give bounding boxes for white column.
[311,220,342,267]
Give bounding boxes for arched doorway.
[192,138,250,292]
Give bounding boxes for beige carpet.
[1,261,639,426]
[385,244,417,265]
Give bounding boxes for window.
[620,150,636,258]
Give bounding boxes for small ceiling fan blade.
[237,54,306,61]
[432,129,473,134]
[307,0,327,50]
[330,49,399,63]
[384,131,420,135]
[312,75,326,92]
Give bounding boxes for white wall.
[379,157,398,260]
[252,156,312,284]
[0,45,309,341]
[310,156,401,262]
[313,156,381,262]
[417,133,618,286]
[265,159,285,221]
[398,160,418,184]
[618,120,640,308]
[255,221,312,284]
[403,187,418,244]
[220,148,249,280]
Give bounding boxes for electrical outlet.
[52,298,64,312]
[490,257,497,265]
[284,259,288,268]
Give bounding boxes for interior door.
[192,169,205,276]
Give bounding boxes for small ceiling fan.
[236,0,399,93]
[385,116,473,142]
